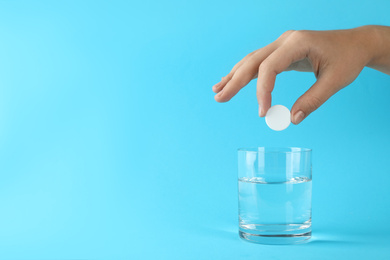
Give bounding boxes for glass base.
[239,224,311,245]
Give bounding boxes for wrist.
[362,25,390,74]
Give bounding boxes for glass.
[238,147,312,244]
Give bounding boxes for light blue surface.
[0,0,389,259]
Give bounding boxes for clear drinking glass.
[238,147,312,244]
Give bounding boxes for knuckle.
[288,30,310,43]
[233,69,243,78]
[283,30,296,36]
[306,95,323,110]
[231,70,247,85]
[221,74,232,81]
[258,60,275,77]
[246,49,258,58]
[246,51,260,62]
[258,61,269,73]
[279,30,296,39]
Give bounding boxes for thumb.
[291,76,340,125]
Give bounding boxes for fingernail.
[215,90,224,100]
[212,84,218,92]
[293,111,305,125]
[259,106,267,117]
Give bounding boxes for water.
[238,176,312,244]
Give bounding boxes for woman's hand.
[212,25,390,124]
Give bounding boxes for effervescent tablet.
[265,105,291,131]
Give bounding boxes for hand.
[212,25,390,124]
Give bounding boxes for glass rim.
[237,147,312,154]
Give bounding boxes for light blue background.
[0,0,389,259]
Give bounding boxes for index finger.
[256,33,310,117]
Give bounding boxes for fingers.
[215,52,268,102]
[214,44,278,102]
[213,30,311,111]
[214,72,254,103]
[290,75,340,124]
[212,50,258,94]
[212,75,232,93]
[256,34,309,116]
